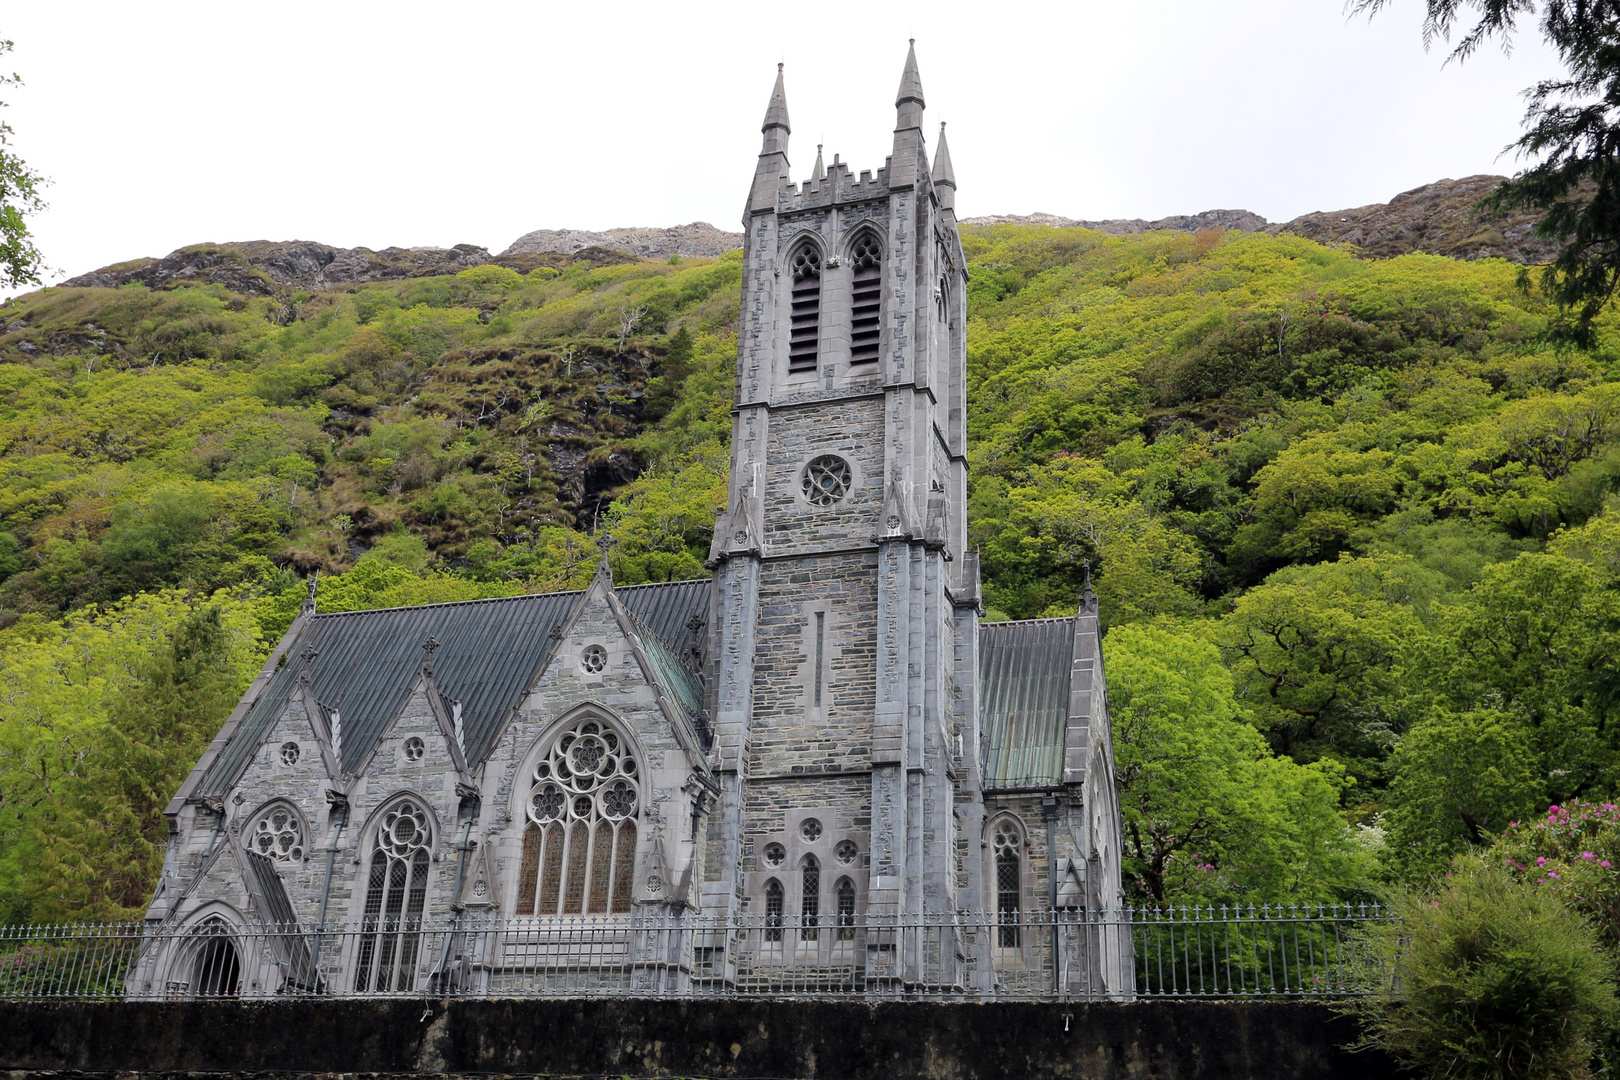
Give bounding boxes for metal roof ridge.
[305,577,708,621]
[308,590,586,619]
[982,615,1077,628]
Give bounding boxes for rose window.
[517,716,640,916]
[582,644,608,673]
[379,802,430,859]
[278,742,300,767]
[251,804,304,863]
[403,737,425,762]
[801,456,852,507]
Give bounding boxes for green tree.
[1382,709,1546,880]
[1106,624,1368,903]
[30,606,252,920]
[0,40,46,289]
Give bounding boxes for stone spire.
[812,143,825,184]
[895,39,925,131]
[750,65,791,213]
[762,63,790,153]
[931,122,956,212]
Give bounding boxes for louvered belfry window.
[516,715,640,917]
[849,233,882,364]
[788,244,822,372]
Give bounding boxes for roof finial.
[593,532,617,589]
[301,570,319,616]
[1080,560,1097,613]
[299,643,318,685]
[812,143,825,183]
[420,635,440,676]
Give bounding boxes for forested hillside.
[2,223,1617,919]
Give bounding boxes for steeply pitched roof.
[198,579,711,794]
[980,617,1075,789]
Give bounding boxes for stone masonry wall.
[0,999,1396,1080]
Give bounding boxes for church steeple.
[895,39,925,131]
[762,63,790,151]
[932,122,956,213]
[750,64,792,213]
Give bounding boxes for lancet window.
[354,798,432,993]
[993,817,1023,948]
[801,855,821,941]
[516,715,640,917]
[788,243,822,372]
[835,877,856,940]
[849,233,882,364]
[764,878,785,942]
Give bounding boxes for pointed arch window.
[835,877,856,940]
[182,917,241,999]
[800,855,821,941]
[516,714,640,917]
[354,798,432,993]
[849,233,883,364]
[992,817,1023,948]
[788,243,822,373]
[764,878,785,942]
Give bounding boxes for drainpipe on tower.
[1044,795,1059,996]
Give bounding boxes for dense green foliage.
[1349,858,1618,1080]
[0,40,47,290]
[5,220,1620,915]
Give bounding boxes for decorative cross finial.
[421,636,440,657]
[1081,560,1092,592]
[301,644,319,665]
[595,531,617,555]
[300,570,320,615]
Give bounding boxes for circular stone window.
[278,741,300,767]
[800,818,823,842]
[835,839,858,865]
[403,736,425,762]
[582,644,608,674]
[801,456,852,507]
[762,842,786,868]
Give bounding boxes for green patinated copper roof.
[979,617,1075,789]
[199,579,710,793]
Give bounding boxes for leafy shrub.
[1348,858,1617,1080]
[1491,800,1620,948]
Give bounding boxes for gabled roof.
[980,616,1076,789]
[197,579,711,794]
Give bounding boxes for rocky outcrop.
[502,222,743,261]
[60,241,636,296]
[1269,175,1558,263]
[963,208,1269,233]
[963,177,1558,264]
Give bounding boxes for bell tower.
[705,43,983,948]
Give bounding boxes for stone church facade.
[137,45,1128,1000]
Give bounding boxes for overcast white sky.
[3,0,1565,289]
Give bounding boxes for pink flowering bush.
[1491,801,1620,948]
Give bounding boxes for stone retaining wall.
[0,999,1397,1080]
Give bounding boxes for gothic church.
[139,44,1128,999]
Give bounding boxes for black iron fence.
[0,904,1388,1002]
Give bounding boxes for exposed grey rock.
[963,208,1270,233]
[502,222,743,261]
